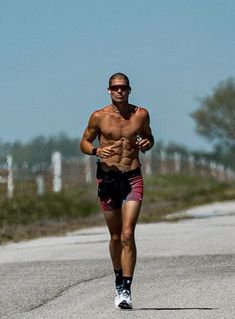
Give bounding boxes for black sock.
[123,276,132,291]
[114,269,123,287]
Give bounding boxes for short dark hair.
[109,72,130,88]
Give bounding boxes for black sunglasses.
[109,85,130,92]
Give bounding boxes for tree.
[4,133,82,167]
[191,77,235,149]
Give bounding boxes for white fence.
[0,155,14,198]
[0,151,234,198]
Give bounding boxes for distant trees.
[191,77,235,170]
[0,133,82,167]
[191,77,235,149]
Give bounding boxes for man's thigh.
[103,208,123,236]
[122,200,142,231]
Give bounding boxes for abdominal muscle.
[99,136,140,172]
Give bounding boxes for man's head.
[108,73,131,102]
[108,72,130,89]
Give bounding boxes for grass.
[0,184,102,244]
[0,174,235,244]
[140,174,235,222]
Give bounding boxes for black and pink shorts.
[96,162,143,211]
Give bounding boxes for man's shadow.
[132,306,217,311]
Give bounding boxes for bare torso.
[97,104,147,172]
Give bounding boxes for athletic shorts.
[96,162,143,211]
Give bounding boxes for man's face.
[108,77,131,103]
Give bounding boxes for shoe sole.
[117,300,132,310]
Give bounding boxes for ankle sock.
[114,269,123,287]
[123,276,132,291]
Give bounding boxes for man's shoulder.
[135,105,149,116]
[91,105,110,118]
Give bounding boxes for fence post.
[228,168,235,181]
[188,155,195,174]
[52,151,62,192]
[84,155,92,183]
[174,152,181,174]
[160,150,167,174]
[199,158,206,176]
[209,161,217,178]
[144,150,152,176]
[36,175,45,195]
[217,163,226,181]
[226,167,235,181]
[7,155,14,198]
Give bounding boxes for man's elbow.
[80,139,86,153]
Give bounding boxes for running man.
[80,72,154,309]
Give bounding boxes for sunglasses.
[109,85,130,92]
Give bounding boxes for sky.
[1,0,234,150]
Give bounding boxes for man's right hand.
[97,145,116,158]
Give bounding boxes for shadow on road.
[133,307,217,311]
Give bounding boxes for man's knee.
[121,230,134,246]
[111,233,121,243]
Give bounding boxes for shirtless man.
[80,72,154,309]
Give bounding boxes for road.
[0,201,235,319]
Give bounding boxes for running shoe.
[117,289,132,310]
[115,285,123,309]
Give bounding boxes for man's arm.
[80,111,100,155]
[80,110,116,158]
[137,109,154,152]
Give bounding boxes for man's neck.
[112,101,129,114]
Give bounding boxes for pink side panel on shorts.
[125,174,143,202]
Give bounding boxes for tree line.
[0,135,234,171]
[0,133,82,167]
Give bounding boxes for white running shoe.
[117,289,132,310]
[115,285,123,309]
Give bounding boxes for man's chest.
[100,114,142,139]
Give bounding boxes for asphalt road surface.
[0,201,235,319]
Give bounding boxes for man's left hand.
[136,138,152,152]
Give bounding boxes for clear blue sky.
[1,0,234,150]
